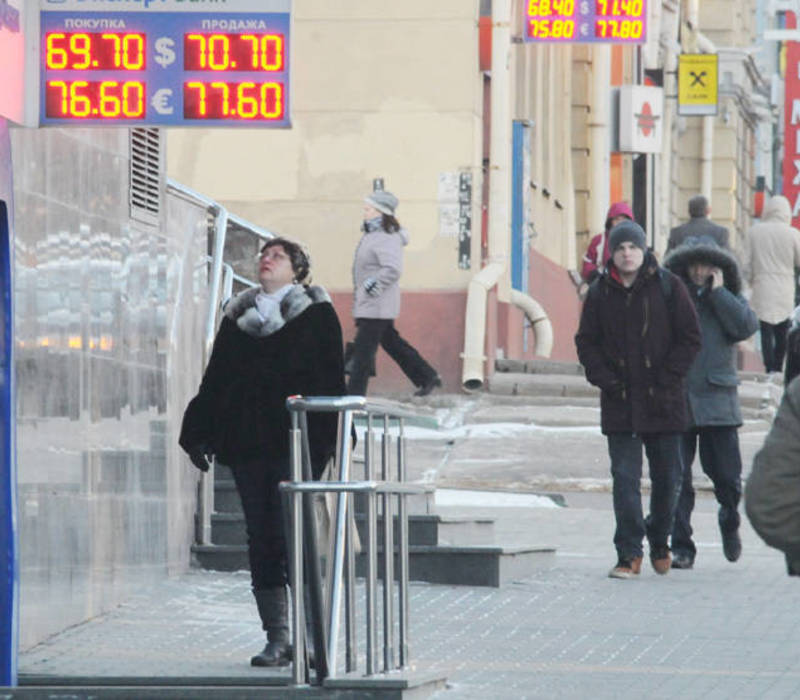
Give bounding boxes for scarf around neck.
[223,283,331,337]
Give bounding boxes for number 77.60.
[184,81,283,120]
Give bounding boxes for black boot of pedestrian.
[722,529,742,562]
[251,587,292,667]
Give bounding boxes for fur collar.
[223,284,332,337]
[663,238,742,295]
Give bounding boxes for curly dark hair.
[259,237,311,284]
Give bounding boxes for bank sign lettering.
[39,0,291,127]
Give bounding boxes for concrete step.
[17,673,446,699]
[209,511,495,548]
[487,372,599,398]
[353,513,495,546]
[192,543,556,588]
[354,545,557,587]
[487,371,781,415]
[496,358,585,375]
[212,481,241,514]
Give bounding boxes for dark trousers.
[230,457,288,591]
[346,318,437,396]
[607,432,683,559]
[760,319,789,373]
[671,426,743,558]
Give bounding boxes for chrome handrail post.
[381,414,395,671]
[289,411,305,685]
[397,418,410,668]
[326,406,354,675]
[365,486,378,675]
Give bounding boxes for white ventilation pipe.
[462,263,505,392]
[510,289,554,357]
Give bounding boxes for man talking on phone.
[663,236,758,569]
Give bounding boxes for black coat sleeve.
[574,284,621,392]
[178,318,235,455]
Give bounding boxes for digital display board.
[524,0,647,44]
[39,1,291,127]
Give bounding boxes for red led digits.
[184,33,284,71]
[45,32,146,71]
[183,81,283,120]
[46,80,145,119]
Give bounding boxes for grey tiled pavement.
[19,490,800,699]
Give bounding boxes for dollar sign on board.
[154,37,176,68]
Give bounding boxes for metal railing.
[281,395,425,686]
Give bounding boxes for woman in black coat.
[180,237,346,667]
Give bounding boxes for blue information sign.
[39,1,291,127]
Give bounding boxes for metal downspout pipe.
[509,289,554,357]
[461,0,553,391]
[589,45,611,233]
[462,263,505,391]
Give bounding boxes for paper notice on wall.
[438,172,460,238]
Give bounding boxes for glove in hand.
[363,277,380,297]
[189,446,213,473]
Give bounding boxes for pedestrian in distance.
[580,201,635,284]
[667,194,730,252]
[745,376,800,576]
[347,189,441,397]
[663,236,758,569]
[784,305,800,387]
[179,237,346,667]
[742,195,800,374]
[575,220,701,579]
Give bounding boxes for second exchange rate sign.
[40,0,291,128]
[524,0,647,44]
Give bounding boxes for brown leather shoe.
[608,556,643,579]
[650,547,672,575]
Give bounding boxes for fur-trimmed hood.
[223,284,332,337]
[663,236,743,295]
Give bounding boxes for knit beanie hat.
[365,190,399,216]
[608,220,647,252]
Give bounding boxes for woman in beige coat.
[743,195,800,372]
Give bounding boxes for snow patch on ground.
[435,488,560,509]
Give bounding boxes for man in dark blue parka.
[664,236,758,569]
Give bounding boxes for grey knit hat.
[365,190,399,216]
[608,220,647,252]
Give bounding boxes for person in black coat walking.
[663,237,758,569]
[179,237,346,667]
[667,194,730,252]
[576,221,701,579]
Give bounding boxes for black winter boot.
[251,587,292,667]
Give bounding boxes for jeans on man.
[671,426,743,559]
[760,319,790,373]
[608,432,683,559]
